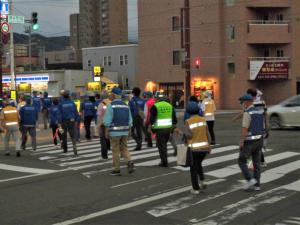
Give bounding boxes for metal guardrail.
[248,20,289,25]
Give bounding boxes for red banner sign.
[250,61,289,80]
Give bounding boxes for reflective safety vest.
[73,99,81,113]
[3,106,18,126]
[203,99,215,117]
[186,116,210,151]
[245,107,264,141]
[109,100,130,132]
[152,101,173,129]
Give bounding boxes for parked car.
[268,95,300,129]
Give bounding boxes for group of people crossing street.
[0,86,268,193]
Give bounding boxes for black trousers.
[51,124,62,145]
[131,116,144,147]
[156,129,171,165]
[145,124,153,147]
[99,125,110,159]
[84,116,94,140]
[190,151,207,190]
[207,120,216,143]
[61,120,76,152]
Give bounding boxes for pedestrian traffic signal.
[31,12,39,31]
[194,58,201,69]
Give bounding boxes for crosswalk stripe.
[0,163,57,174]
[59,147,174,167]
[136,145,239,167]
[206,152,299,178]
[55,144,172,163]
[261,160,300,184]
[283,220,300,225]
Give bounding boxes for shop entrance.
[193,79,215,101]
[159,82,184,108]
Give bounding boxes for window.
[226,0,235,6]
[172,16,180,31]
[227,62,235,74]
[120,55,124,66]
[227,25,235,41]
[277,49,284,57]
[103,56,107,66]
[277,14,284,21]
[124,55,128,65]
[108,56,112,66]
[264,49,270,57]
[173,50,184,65]
[87,59,92,67]
[69,52,75,60]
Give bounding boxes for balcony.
[247,20,291,44]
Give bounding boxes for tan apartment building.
[77,0,128,49]
[138,0,300,109]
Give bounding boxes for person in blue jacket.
[80,94,96,140]
[184,96,204,121]
[129,87,146,151]
[41,92,52,129]
[19,96,38,151]
[32,91,41,127]
[58,91,79,155]
[49,98,62,148]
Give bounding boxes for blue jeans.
[238,139,263,186]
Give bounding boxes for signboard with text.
[250,61,289,80]
[18,83,31,93]
[87,82,101,92]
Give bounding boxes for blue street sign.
[0,2,9,15]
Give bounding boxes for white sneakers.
[243,178,257,190]
[190,189,200,195]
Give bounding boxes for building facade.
[82,44,138,89]
[78,0,128,49]
[70,13,80,50]
[138,0,300,109]
[45,48,82,70]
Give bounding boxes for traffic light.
[194,57,201,69]
[31,12,39,31]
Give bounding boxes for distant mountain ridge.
[13,33,70,52]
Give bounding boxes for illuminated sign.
[18,83,31,92]
[3,74,49,83]
[87,82,101,91]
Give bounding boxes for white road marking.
[111,172,179,188]
[283,180,300,192]
[261,160,300,184]
[52,179,224,225]
[137,145,239,167]
[0,163,57,174]
[206,152,299,178]
[191,185,297,225]
[283,220,300,225]
[39,156,57,160]
[147,184,242,217]
[59,147,173,167]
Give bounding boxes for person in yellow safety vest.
[183,101,211,194]
[200,90,216,145]
[71,92,81,142]
[150,96,177,167]
[97,93,112,159]
[0,99,21,157]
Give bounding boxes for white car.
[268,95,300,129]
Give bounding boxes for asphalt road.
[0,113,299,225]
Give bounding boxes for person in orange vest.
[0,99,21,157]
[200,90,216,145]
[183,101,211,194]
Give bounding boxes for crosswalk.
[5,138,300,225]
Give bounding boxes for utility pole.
[184,0,191,105]
[9,0,15,90]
